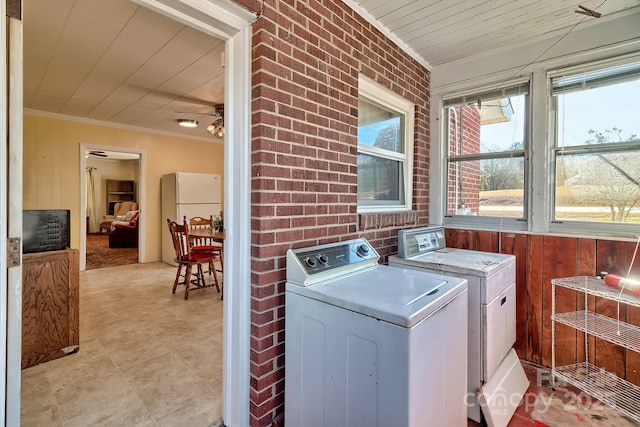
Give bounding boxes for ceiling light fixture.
[206,117,225,138]
[206,104,225,138]
[177,118,199,128]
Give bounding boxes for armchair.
[99,201,138,233]
[108,210,140,248]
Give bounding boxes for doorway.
[13,1,254,425]
[81,147,142,270]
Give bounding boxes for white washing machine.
[389,226,529,427]
[285,238,468,427]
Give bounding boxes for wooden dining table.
[188,228,225,243]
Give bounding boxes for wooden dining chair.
[166,219,220,300]
[184,215,224,274]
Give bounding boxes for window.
[443,80,529,230]
[357,76,414,212]
[551,58,640,229]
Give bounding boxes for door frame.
[5,9,23,427]
[79,145,145,271]
[6,1,255,426]
[129,1,255,426]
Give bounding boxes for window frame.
[357,75,415,213]
[547,54,640,237]
[441,78,531,232]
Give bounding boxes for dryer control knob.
[305,257,317,268]
[356,244,370,258]
[318,254,329,265]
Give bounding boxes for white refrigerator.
[161,172,222,265]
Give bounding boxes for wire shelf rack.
[552,310,640,353]
[554,362,640,423]
[551,276,640,308]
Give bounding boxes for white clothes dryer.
[285,238,468,427]
[389,226,529,427]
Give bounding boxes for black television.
[22,210,71,254]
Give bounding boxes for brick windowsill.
[358,211,419,231]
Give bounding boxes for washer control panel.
[398,226,446,258]
[286,238,380,286]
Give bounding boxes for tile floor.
[21,262,639,427]
[468,361,639,427]
[21,262,223,427]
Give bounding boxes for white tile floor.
[21,262,223,427]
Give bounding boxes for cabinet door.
[482,282,516,380]
[22,250,79,368]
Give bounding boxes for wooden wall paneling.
[500,232,528,358]
[476,230,500,252]
[526,234,543,364]
[575,238,597,364]
[445,228,458,247]
[625,240,640,386]
[457,229,473,249]
[542,236,578,368]
[594,239,627,378]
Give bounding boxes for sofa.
[100,201,138,233]
[108,210,140,248]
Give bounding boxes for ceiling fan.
[176,104,225,139]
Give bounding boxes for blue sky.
[481,79,640,150]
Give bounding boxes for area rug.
[86,233,138,270]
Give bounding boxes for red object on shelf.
[601,272,640,296]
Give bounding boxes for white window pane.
[448,158,524,218]
[357,154,404,204]
[446,88,526,220]
[556,80,640,148]
[358,96,403,154]
[480,95,526,153]
[555,150,640,223]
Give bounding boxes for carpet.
[86,233,138,270]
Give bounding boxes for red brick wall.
[235,0,431,425]
[447,105,481,214]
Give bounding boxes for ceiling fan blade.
[174,110,221,117]
[121,82,217,108]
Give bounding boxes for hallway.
[21,262,223,426]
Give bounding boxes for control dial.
[318,254,329,265]
[356,244,370,258]
[305,257,317,268]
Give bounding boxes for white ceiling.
[23,0,640,140]
[350,0,640,67]
[24,0,225,141]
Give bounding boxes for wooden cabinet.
[106,179,135,215]
[22,249,79,369]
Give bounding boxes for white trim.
[546,51,640,79]
[0,3,6,420]
[131,0,256,40]
[7,17,23,427]
[24,109,222,145]
[222,26,252,427]
[358,75,415,213]
[79,145,146,272]
[441,76,531,103]
[342,0,431,70]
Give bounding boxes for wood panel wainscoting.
[22,249,79,369]
[444,228,640,387]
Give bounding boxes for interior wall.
[239,0,431,422]
[444,228,640,387]
[86,157,138,232]
[23,113,224,262]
